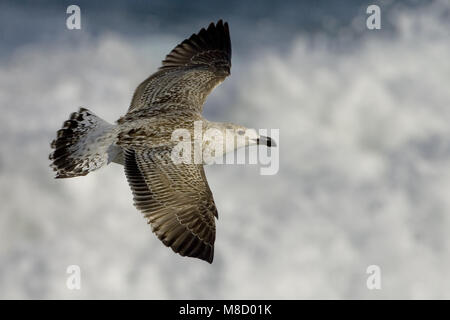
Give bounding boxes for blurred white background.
[0,0,449,299]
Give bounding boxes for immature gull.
[49,20,274,263]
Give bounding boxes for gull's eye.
[237,129,245,135]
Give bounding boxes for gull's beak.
[256,136,276,147]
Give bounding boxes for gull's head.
[211,123,276,151]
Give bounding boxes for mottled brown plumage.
[124,148,217,263]
[50,20,232,263]
[115,20,232,263]
[123,19,231,118]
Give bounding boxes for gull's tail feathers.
[49,108,121,178]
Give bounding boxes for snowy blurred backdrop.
[0,0,449,299]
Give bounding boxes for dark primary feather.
[160,19,231,71]
[124,20,232,118]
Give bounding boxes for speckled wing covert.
[121,20,232,263]
[123,19,231,120]
[124,148,217,263]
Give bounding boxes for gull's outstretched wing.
[122,20,231,121]
[124,148,218,263]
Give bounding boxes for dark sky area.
[0,0,424,57]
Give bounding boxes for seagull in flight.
[49,20,275,263]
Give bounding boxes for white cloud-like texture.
[0,1,449,299]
